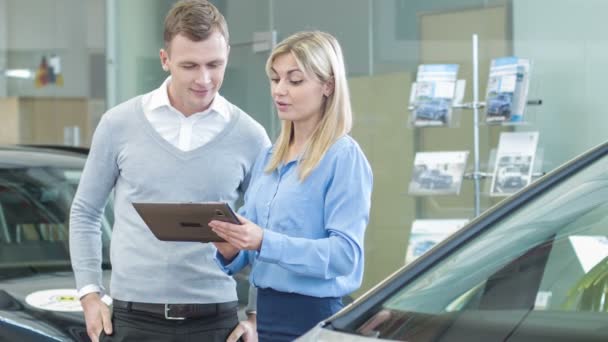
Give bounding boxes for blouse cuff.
[257,229,284,264]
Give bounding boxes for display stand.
[466,35,543,215]
[408,34,543,217]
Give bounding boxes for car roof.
[0,145,88,169]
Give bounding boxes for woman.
[211,31,373,341]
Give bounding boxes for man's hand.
[227,313,257,342]
[80,293,112,342]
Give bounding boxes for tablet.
[132,202,241,243]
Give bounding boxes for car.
[415,99,449,122]
[487,93,512,118]
[496,165,526,189]
[298,140,608,341]
[0,145,110,341]
[0,145,251,341]
[418,169,453,189]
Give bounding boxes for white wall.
[513,0,608,168]
[86,0,106,52]
[5,0,104,98]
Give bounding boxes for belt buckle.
[164,304,187,320]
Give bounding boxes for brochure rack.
[408,151,469,196]
[408,64,460,128]
[408,34,543,217]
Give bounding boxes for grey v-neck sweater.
[70,96,270,303]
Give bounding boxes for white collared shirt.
[141,76,232,151]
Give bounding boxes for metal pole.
[368,0,374,76]
[472,34,481,217]
[0,0,7,97]
[106,0,118,109]
[268,0,278,139]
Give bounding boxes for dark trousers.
[99,306,239,342]
[257,288,343,342]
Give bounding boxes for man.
[69,1,269,341]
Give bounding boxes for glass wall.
[4,0,608,296]
[220,0,608,294]
[219,0,608,294]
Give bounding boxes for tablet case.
[132,202,240,243]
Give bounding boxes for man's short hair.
[164,0,229,49]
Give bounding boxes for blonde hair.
[265,31,352,181]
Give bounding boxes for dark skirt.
[257,287,344,342]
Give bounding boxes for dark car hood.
[0,270,111,341]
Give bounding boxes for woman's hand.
[212,242,240,261]
[209,214,264,251]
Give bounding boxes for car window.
[0,165,112,270]
[353,153,608,341]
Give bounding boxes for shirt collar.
[267,145,303,169]
[147,76,229,119]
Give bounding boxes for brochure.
[490,131,539,196]
[408,151,469,195]
[411,64,459,127]
[405,219,469,264]
[485,56,531,124]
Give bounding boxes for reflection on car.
[418,169,453,189]
[299,140,608,341]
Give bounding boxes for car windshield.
[0,162,112,274]
[351,150,608,340]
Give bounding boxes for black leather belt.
[112,299,238,320]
